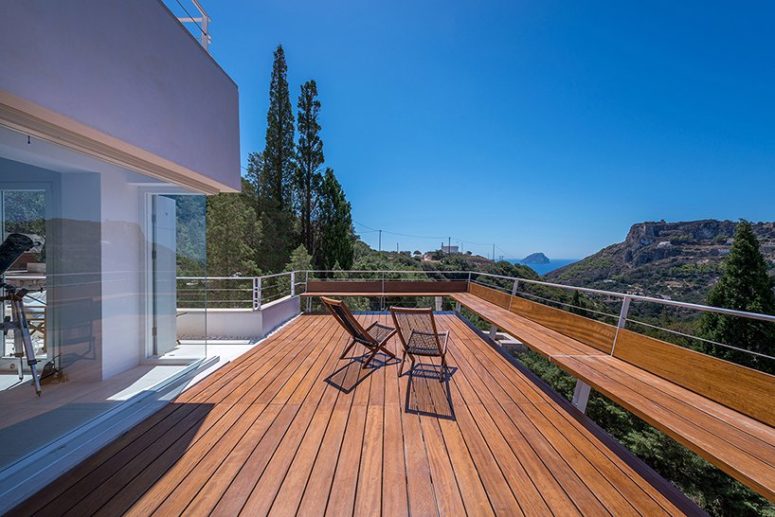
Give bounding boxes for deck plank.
[444,316,688,516]
[10,313,702,517]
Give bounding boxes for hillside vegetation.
[548,220,775,302]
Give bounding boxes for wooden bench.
[451,284,775,502]
[301,279,467,298]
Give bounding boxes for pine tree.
[295,80,324,254]
[255,45,297,272]
[701,220,775,372]
[316,168,354,271]
[285,244,314,273]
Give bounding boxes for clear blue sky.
[170,0,774,259]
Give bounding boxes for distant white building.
[442,245,459,254]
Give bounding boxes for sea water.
[506,259,578,276]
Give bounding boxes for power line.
[352,220,518,258]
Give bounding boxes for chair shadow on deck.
[403,363,457,420]
[325,352,399,394]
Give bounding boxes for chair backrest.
[321,296,374,344]
[389,306,442,352]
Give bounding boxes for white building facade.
[0,0,240,497]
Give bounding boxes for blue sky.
[171,0,774,259]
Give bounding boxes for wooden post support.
[572,380,592,413]
[435,296,443,312]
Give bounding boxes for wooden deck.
[12,314,700,516]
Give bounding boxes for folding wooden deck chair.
[389,306,450,381]
[321,296,398,368]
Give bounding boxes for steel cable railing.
[172,269,775,365]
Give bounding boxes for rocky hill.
[547,220,775,303]
[521,252,550,264]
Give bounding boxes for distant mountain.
[521,252,550,264]
[546,220,775,303]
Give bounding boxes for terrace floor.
[13,313,700,516]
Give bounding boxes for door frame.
[141,189,207,360]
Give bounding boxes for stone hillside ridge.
[547,220,775,302]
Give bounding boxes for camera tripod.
[1,282,42,396]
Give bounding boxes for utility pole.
[492,243,496,261]
[448,236,451,254]
[378,229,382,252]
[396,242,399,253]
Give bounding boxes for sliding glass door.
[147,194,207,360]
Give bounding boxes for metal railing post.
[509,279,519,311]
[611,296,631,356]
[256,277,262,310]
[381,271,386,311]
[290,271,296,297]
[252,277,258,310]
[572,381,592,413]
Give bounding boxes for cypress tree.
[701,220,775,372]
[295,80,324,254]
[255,45,296,272]
[316,168,354,271]
[261,45,295,206]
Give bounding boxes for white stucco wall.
[0,0,240,192]
[99,170,145,379]
[177,296,301,340]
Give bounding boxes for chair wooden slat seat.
[451,288,775,502]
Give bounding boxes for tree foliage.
[295,80,324,254]
[260,45,295,207]
[254,45,298,272]
[207,46,354,276]
[285,244,314,273]
[206,187,260,277]
[316,168,354,271]
[701,220,775,372]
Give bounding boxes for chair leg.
[397,351,406,377]
[361,347,380,369]
[340,338,357,360]
[440,355,449,382]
